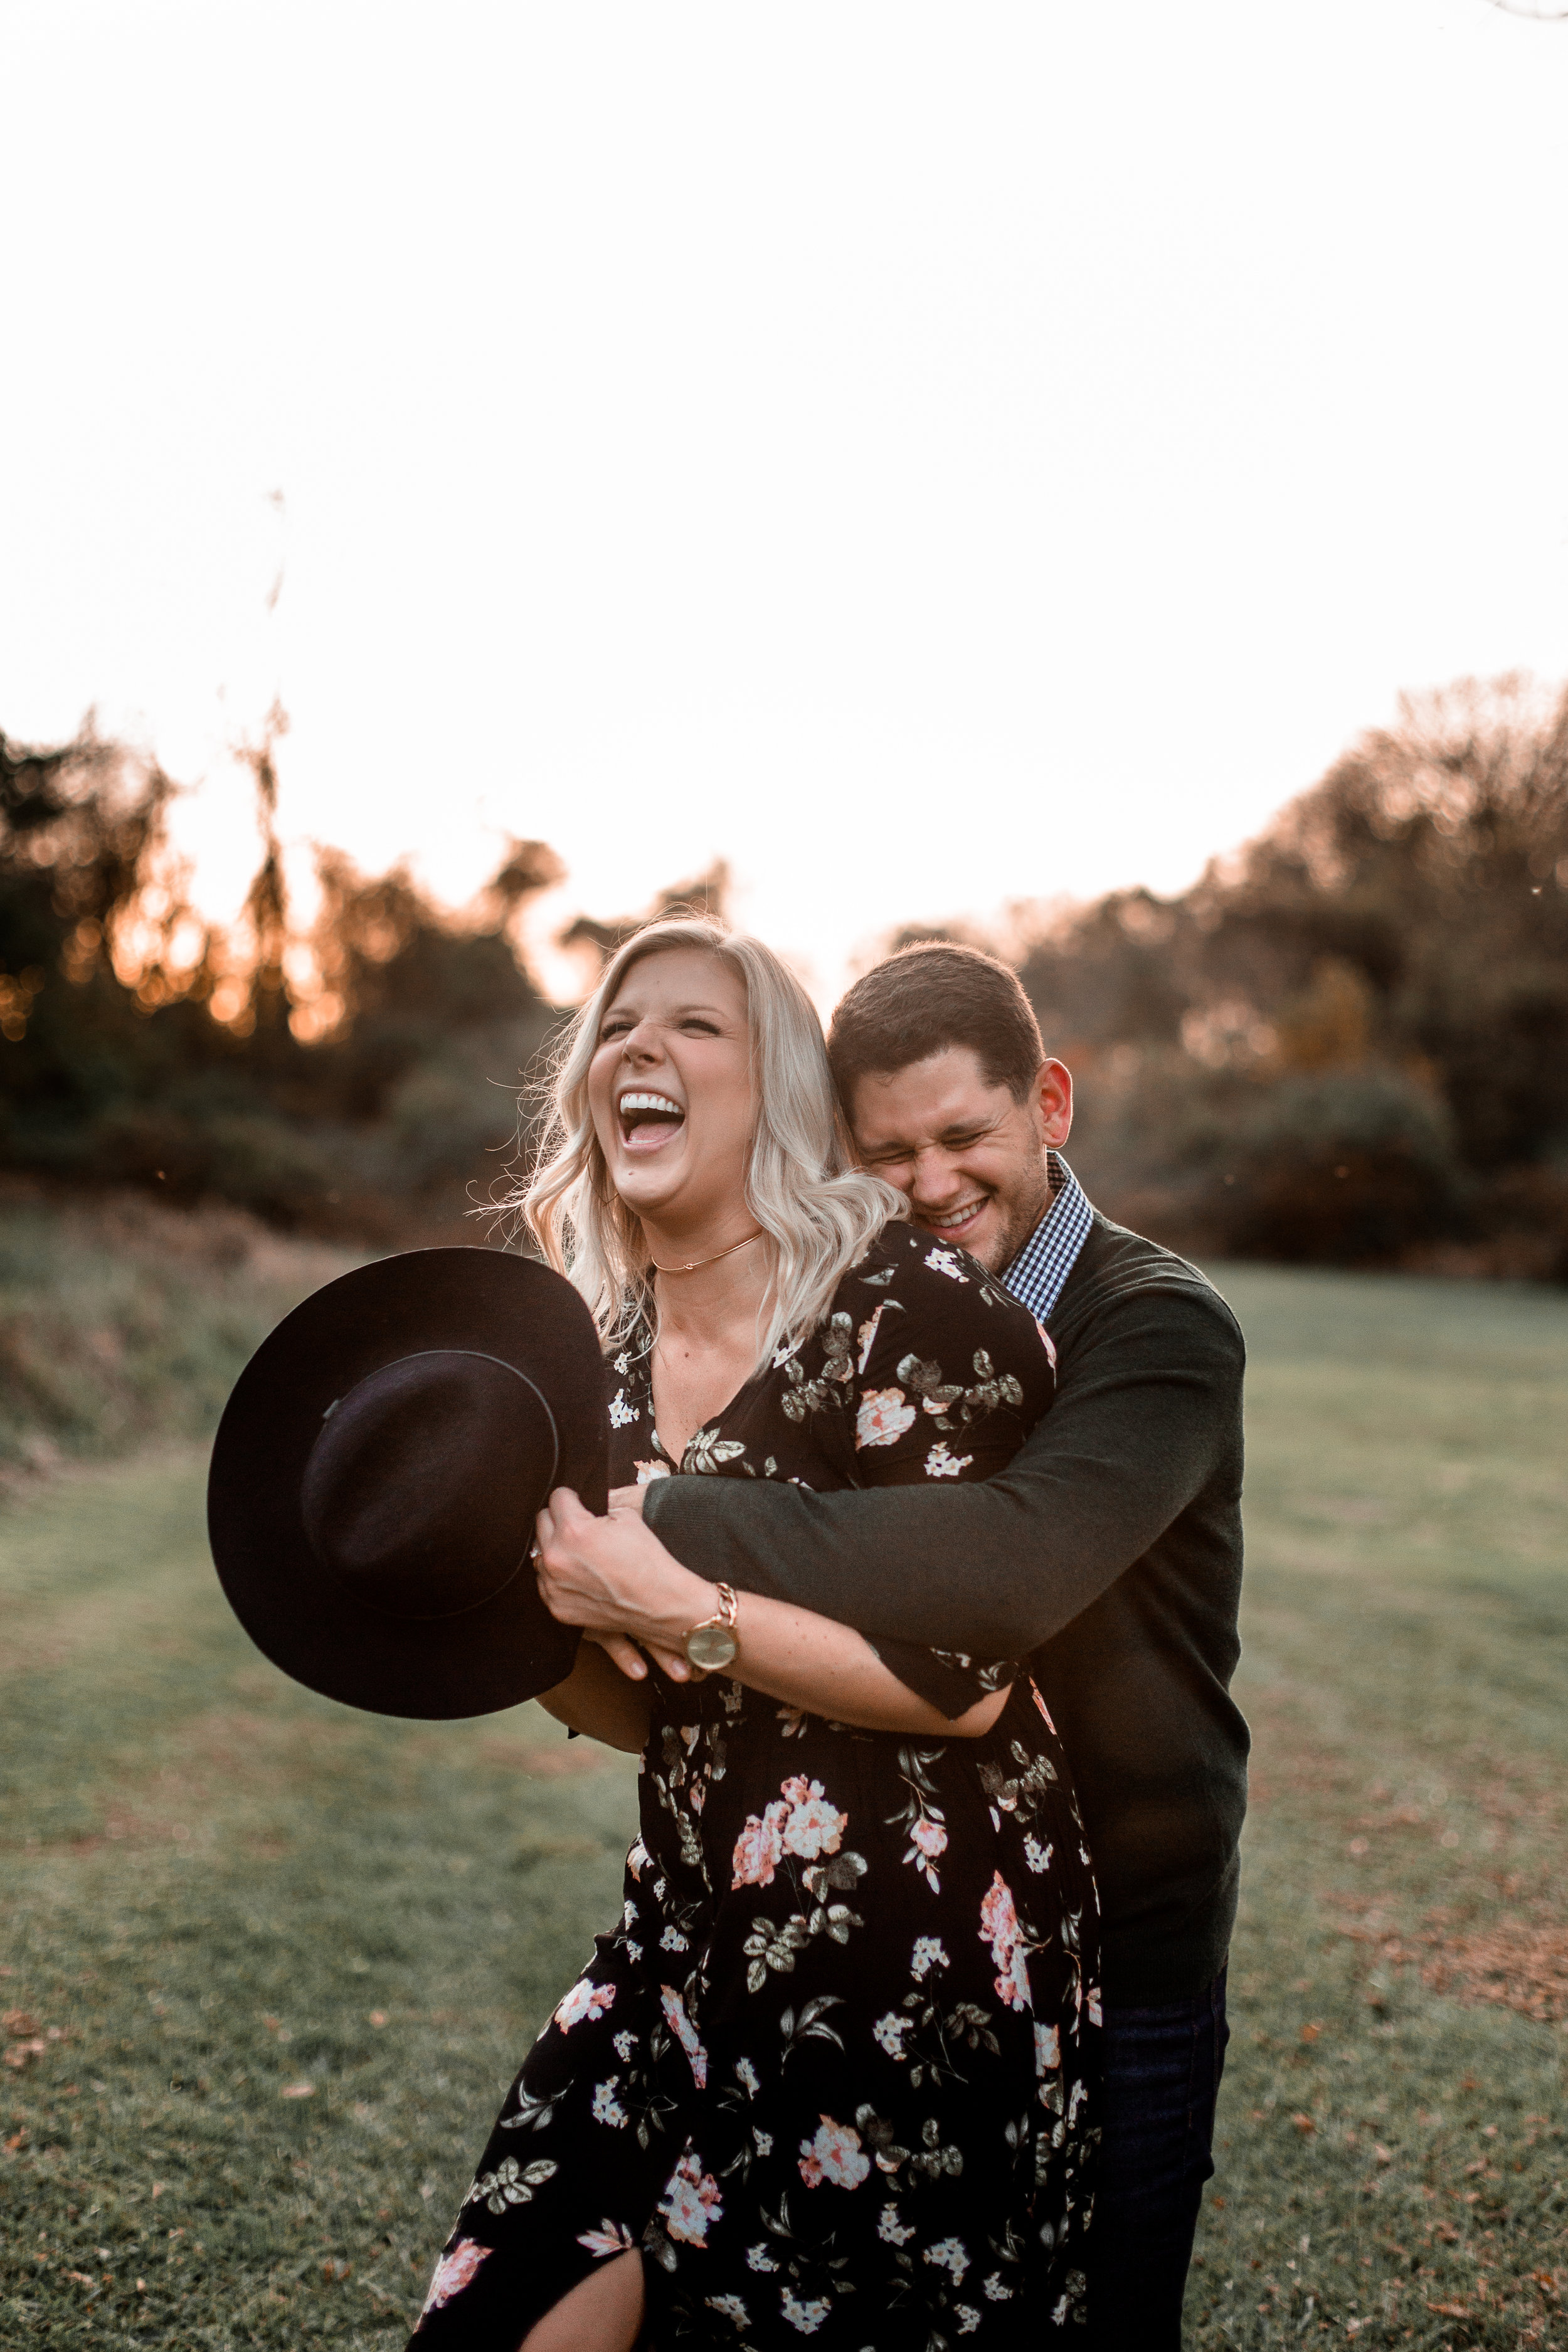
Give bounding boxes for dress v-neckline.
[649,1361,758,1471]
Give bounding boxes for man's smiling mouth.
[618,1090,686,1151]
[922,1197,988,1237]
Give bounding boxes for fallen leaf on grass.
[1422,1923,1568,2023]
[280,2082,315,2099]
[1428,2302,1471,2318]
[1291,2112,1316,2134]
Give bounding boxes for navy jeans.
[1081,1968,1229,2348]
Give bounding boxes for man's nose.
[909,1148,963,1205]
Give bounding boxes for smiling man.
[637,941,1250,2347]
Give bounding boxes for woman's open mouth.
[618,1090,687,1154]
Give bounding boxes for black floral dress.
[412,1225,1100,2351]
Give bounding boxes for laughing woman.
[410,920,1099,2352]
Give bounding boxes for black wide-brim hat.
[208,1248,607,1720]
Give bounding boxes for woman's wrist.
[637,1566,721,1651]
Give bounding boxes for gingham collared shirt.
[1000,1151,1094,1328]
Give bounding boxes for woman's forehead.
[609,946,744,1013]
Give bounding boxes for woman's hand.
[535,1488,714,1683]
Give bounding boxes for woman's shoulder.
[832,1217,1032,1330]
[825,1219,1055,1465]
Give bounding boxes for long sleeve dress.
[411,1225,1101,2351]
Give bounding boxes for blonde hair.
[515,916,903,1369]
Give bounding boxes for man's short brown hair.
[829,941,1046,1106]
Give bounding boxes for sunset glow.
[4,0,1566,1007]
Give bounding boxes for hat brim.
[208,1248,606,1719]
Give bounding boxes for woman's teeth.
[618,1091,686,1146]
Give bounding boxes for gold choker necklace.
[649,1229,765,1276]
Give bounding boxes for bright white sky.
[4,0,1566,1006]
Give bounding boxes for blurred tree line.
[0,716,566,1237]
[999,674,1568,1276]
[3,674,1565,1274]
[0,711,729,1242]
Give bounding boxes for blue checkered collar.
[999,1152,1094,1328]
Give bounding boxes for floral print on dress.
[420,2238,490,2315]
[554,1978,616,2032]
[855,1387,918,1449]
[411,1224,1098,2352]
[660,2151,724,2245]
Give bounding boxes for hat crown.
[300,1351,556,1621]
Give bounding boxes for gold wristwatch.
[684,1582,739,1671]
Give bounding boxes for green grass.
[0,1186,362,1476]
[1189,1266,1568,2350]
[0,1263,1564,2348]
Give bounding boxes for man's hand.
[535,1488,711,1682]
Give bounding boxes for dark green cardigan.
[643,1212,1250,2006]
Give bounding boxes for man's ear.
[1034,1058,1073,1148]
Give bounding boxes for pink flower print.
[924,1441,973,1478]
[780,2286,832,2333]
[855,1387,916,1449]
[1030,1682,1059,1735]
[1034,2021,1061,2077]
[578,2219,638,2260]
[659,1985,709,2089]
[906,1811,947,1891]
[421,2238,490,2314]
[731,1801,788,1889]
[659,2151,723,2245]
[690,1777,707,1815]
[627,1837,652,1881]
[856,1305,889,1374]
[553,1977,616,2033]
[591,2077,628,2128]
[1087,1986,1103,2028]
[872,2011,912,2059]
[797,2114,871,2191]
[979,1871,1032,2013]
[779,1777,845,1860]
[1034,1317,1057,1368]
[633,1458,670,1483]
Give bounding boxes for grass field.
[1,1263,1564,2349]
[0,1185,360,1480]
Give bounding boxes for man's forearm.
[642,1289,1244,1652]
[644,1453,1162,1654]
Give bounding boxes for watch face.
[686,1623,738,1671]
